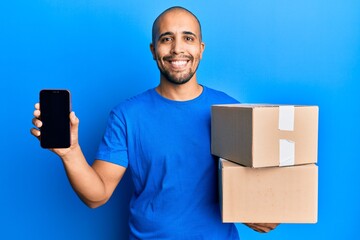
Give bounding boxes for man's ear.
[200,42,205,59]
[150,43,156,60]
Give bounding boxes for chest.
[127,105,210,168]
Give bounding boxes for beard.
[160,68,195,85]
[157,54,200,85]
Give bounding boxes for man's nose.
[171,38,185,54]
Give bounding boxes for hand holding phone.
[39,89,71,148]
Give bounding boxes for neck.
[156,76,203,101]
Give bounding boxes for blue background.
[1,0,359,239]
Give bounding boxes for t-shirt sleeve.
[95,109,128,168]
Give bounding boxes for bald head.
[151,6,202,45]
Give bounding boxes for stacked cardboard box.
[211,104,319,223]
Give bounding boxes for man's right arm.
[60,146,126,208]
[31,103,126,208]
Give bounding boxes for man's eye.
[161,37,172,42]
[185,36,194,41]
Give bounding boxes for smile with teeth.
[169,60,188,68]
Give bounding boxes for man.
[31,6,278,239]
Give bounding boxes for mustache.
[163,55,193,61]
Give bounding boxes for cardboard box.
[212,104,318,168]
[219,159,318,223]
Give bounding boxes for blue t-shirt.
[96,86,240,239]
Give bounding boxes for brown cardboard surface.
[219,159,318,223]
[211,104,318,168]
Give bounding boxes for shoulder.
[202,86,240,104]
[110,88,155,118]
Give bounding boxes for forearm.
[60,145,107,207]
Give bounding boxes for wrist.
[60,144,82,162]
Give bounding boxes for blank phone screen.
[40,90,71,148]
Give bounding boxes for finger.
[266,223,279,230]
[252,223,277,233]
[244,223,271,233]
[255,226,269,233]
[256,223,279,230]
[30,128,41,139]
[33,103,40,118]
[244,223,263,233]
[70,111,79,127]
[33,109,41,118]
[32,117,42,128]
[251,225,267,233]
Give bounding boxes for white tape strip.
[279,106,295,131]
[279,139,295,166]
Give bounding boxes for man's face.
[151,10,205,85]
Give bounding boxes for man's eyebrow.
[158,31,198,40]
[158,32,174,40]
[183,31,197,38]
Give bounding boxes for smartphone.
[39,89,71,148]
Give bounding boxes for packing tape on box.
[279,139,295,166]
[279,106,295,131]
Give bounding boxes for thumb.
[70,111,79,130]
